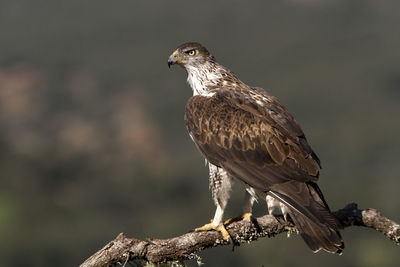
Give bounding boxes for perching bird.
[167,42,344,254]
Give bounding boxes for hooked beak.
[167,50,179,68]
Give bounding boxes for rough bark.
[80,203,400,267]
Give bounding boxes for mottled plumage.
[168,42,344,254]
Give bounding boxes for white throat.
[185,63,221,96]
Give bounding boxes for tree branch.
[80,203,400,267]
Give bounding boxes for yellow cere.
[172,50,178,57]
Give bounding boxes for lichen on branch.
[80,203,400,267]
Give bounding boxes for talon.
[194,221,232,242]
[194,222,215,232]
[249,215,262,232]
[229,236,240,251]
[216,224,231,242]
[224,212,252,225]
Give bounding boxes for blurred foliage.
[0,0,399,266]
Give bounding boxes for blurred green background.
[0,0,399,266]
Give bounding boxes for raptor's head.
[168,42,214,69]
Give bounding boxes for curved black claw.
[230,235,240,252]
[249,215,262,232]
[145,238,156,245]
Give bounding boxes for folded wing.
[185,88,344,253]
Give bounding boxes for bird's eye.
[186,49,196,56]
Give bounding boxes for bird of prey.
[167,42,344,254]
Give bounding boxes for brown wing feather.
[250,87,321,167]
[185,88,319,191]
[185,88,343,253]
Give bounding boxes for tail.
[269,181,344,254]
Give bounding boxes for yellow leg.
[224,212,252,225]
[194,220,215,232]
[194,220,231,241]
